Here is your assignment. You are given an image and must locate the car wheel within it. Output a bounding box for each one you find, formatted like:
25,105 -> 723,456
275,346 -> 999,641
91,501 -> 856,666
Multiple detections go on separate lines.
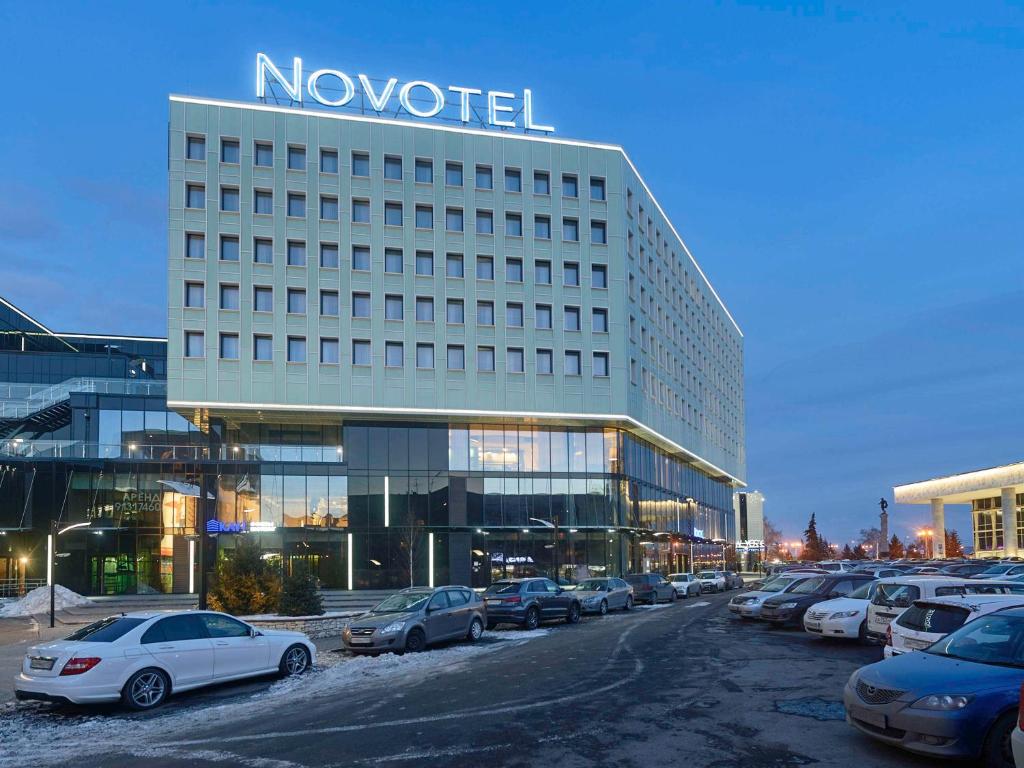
670,590 -> 677,603
405,627 -> 427,653
566,602 -> 581,624
624,595 -> 634,611
122,668 -> 170,711
598,599 -> 608,616
467,617 -> 484,642
857,620 -> 868,643
280,644 -> 311,676
524,606 -> 541,631
982,711 -> 1016,768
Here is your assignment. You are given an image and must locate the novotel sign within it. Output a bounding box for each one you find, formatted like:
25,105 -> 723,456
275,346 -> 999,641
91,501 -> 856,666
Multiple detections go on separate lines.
256,52 -> 555,133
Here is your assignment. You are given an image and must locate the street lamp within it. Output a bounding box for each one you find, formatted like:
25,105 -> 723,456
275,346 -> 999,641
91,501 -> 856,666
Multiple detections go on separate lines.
529,516 -> 560,583
49,521 -> 91,628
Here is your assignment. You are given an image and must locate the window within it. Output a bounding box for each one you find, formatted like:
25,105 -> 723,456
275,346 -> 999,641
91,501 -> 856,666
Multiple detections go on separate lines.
320,196 -> 339,220
445,162 -> 463,186
563,217 -> 579,241
533,171 -> 550,195
385,294 -> 404,320
287,241 -> 306,267
446,253 -> 464,278
384,201 -> 403,226
535,215 -> 551,239
415,205 -> 433,229
415,251 -> 434,276
476,255 -> 494,280
184,331 -> 204,358
352,292 -> 371,318
254,286 -> 273,312
504,168 -> 521,193
535,260 -> 551,284
220,236 -> 239,262
254,189 -> 272,215
415,296 -> 434,322
506,302 -> 524,327
385,341 -> 404,367
477,301 -> 494,325
352,245 -> 371,271
507,347 -> 525,373
352,198 -> 370,223
506,257 -> 523,282
565,306 -> 581,331
385,248 -> 403,273
446,299 -> 464,324
593,352 -> 609,377
565,350 -> 582,375
320,290 -> 339,316
287,288 -> 306,314
591,220 -> 607,244
415,158 -> 433,183
564,262 -> 580,286
416,343 -> 434,369
320,243 -> 339,268
219,333 -> 239,360
221,139 -> 239,164
384,155 -> 403,180
186,135 -> 205,161
287,336 -> 306,363
592,264 -> 608,288
254,142 -> 273,167
447,344 -> 465,370
185,233 -> 204,259
220,284 -> 240,310
505,212 -> 523,237
537,348 -> 553,374
477,346 -> 495,371
352,340 -> 371,366
220,186 -> 239,212
593,307 -> 609,333
562,174 -> 578,198
351,151 -> 369,176
254,238 -> 273,264
254,334 -> 273,361
320,337 -> 340,364
476,164 -> 493,189
287,193 -> 305,218
321,149 -> 339,173
476,210 -> 494,234
184,281 -> 204,308
441,206 -> 463,233
186,183 -> 205,209
287,145 -> 306,171
535,304 -> 552,329
590,176 -> 606,201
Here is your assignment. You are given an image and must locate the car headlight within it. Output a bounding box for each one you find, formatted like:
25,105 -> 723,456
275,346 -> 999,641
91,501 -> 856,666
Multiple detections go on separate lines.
584,596 -> 602,604
829,610 -> 860,619
911,695 -> 972,711
778,602 -> 798,609
380,621 -> 407,635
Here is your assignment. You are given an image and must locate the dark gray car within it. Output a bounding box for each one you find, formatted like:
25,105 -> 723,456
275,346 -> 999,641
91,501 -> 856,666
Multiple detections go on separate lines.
483,578 -> 582,629
624,573 -> 678,604
342,586 -> 486,654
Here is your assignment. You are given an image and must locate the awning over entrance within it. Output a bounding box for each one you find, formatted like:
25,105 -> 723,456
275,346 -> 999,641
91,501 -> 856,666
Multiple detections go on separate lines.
894,462 -> 1024,505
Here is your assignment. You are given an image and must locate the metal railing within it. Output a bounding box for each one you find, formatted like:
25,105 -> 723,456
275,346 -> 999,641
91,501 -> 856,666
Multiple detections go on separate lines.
0,578 -> 46,598
0,378 -> 167,419
0,440 -> 345,463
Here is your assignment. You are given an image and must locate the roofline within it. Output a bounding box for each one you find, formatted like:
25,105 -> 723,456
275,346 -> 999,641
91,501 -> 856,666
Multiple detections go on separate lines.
55,332 -> 168,343
169,94 -> 743,338
0,296 -> 77,351
894,461 -> 1024,489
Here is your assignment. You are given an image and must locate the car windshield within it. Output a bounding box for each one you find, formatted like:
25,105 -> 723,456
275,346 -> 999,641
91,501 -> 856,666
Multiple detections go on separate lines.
792,577 -> 827,594
762,578 -> 795,593
982,565 -> 1013,574
667,574 -> 687,581
371,592 -> 432,612
874,583 -> 921,607
64,616 -> 147,643
927,614 -> 1024,668
484,582 -> 522,595
576,579 -> 608,591
849,582 -> 877,600
698,572 -> 717,579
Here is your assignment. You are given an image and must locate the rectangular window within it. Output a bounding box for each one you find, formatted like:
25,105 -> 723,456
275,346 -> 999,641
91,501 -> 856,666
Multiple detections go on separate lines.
535,260 -> 551,284
506,257 -> 523,283
562,174 -> 578,198
219,333 -> 239,360
385,294 -> 404,320
320,337 -> 340,364
321,149 -> 339,173
507,347 -> 525,373
287,193 -> 305,218
563,218 -> 579,242
384,201 -> 403,226
353,340 -> 371,366
445,162 -> 463,186
506,302 -> 524,327
184,281 -> 204,308
504,168 -> 521,193
254,334 -> 273,361
535,215 -> 551,239
221,139 -> 239,164
590,176 -> 606,201
415,205 -> 433,229
593,307 -> 609,333
476,255 -> 494,280
535,304 -> 552,329
220,186 -> 240,212
384,155 -> 403,180
186,232 -> 205,259
385,341 -> 404,367
351,151 -> 369,176
254,142 -> 273,167
320,290 -> 340,316
415,296 -> 434,322
320,243 -> 339,268
254,189 -> 273,215
320,196 -> 339,220
287,145 -> 306,171
385,248 -> 403,273
477,346 -> 495,372
592,264 -> 608,288
565,306 -> 581,331
476,210 -> 494,234
477,301 -> 494,326
446,207 -> 464,232
593,351 -> 609,377
287,336 -> 306,363
446,299 -> 464,324
537,348 -> 553,374
287,288 -> 306,315
505,212 -> 523,237
415,251 -> 434,276
446,253 -> 464,278
591,220 -> 607,244
447,344 -> 465,370
254,237 -> 273,264
352,198 -> 370,223
565,350 -> 582,376
416,343 -> 434,369
220,235 -> 239,262
254,286 -> 273,312
186,183 -> 205,209
476,165 -> 493,189
220,284 -> 240,310
184,331 -> 204,358
414,158 -> 432,183
352,245 -> 371,271
564,262 -> 580,286
186,135 -> 205,161
352,292 -> 371,318
533,171 -> 550,195
287,241 -> 306,267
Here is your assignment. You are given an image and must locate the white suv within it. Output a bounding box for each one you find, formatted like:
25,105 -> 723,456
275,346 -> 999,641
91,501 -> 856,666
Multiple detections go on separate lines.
886,593 -> 1024,657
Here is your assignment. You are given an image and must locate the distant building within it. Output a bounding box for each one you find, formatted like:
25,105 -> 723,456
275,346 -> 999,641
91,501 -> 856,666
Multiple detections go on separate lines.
734,491 -> 765,569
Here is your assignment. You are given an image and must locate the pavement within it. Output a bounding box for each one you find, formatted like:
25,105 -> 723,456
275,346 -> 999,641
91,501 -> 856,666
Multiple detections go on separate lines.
0,589 -> 938,768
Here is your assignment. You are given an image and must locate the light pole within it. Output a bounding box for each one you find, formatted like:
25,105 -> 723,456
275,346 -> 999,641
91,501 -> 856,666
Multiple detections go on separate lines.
529,516 -> 560,583
50,521 -> 91,628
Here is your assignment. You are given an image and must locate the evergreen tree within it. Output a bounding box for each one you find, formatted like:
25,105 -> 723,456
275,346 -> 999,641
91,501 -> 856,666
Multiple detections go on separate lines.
945,529 -> 965,558
209,538 -> 281,615
803,513 -> 822,560
278,561 -> 324,617
841,544 -> 855,560
888,534 -> 905,558
852,544 -> 868,560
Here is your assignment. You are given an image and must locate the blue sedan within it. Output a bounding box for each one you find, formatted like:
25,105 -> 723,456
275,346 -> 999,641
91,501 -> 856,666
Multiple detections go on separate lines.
844,605 -> 1024,767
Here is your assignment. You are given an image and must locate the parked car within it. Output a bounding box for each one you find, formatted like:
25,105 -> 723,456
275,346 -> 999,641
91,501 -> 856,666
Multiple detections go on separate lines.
886,594 -> 1024,658
761,573 -> 876,627
573,577 -> 634,614
482,578 -> 581,629
14,610 -> 315,710
941,562 -> 999,577
845,605 -> 1024,767
815,561 -> 855,573
723,571 -> 745,590
1013,686 -> 1024,767
342,586 -> 487,654
729,573 -> 817,619
668,573 -> 702,598
905,566 -> 944,575
803,579 -> 878,641
624,573 -> 678,604
852,566 -> 906,579
974,564 -> 1024,580
696,570 -> 728,593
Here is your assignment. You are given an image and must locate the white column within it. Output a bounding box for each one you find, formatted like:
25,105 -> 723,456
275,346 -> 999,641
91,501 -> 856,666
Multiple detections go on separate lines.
1002,487 -> 1018,557
931,498 -> 946,558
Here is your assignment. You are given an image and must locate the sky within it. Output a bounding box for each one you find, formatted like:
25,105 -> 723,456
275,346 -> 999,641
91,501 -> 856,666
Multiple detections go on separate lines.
1,1 -> 1022,547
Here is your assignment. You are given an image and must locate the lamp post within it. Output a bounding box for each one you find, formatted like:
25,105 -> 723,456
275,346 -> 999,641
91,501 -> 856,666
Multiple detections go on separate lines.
529,516 -> 560,583
50,521 -> 91,628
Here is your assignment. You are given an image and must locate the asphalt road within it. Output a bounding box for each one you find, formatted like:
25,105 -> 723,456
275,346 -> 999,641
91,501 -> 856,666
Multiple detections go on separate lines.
1,591 -> 941,768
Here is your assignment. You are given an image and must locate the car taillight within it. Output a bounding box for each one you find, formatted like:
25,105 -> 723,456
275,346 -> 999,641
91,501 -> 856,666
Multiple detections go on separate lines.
60,657 -> 101,676
885,625 -> 892,647
503,596 -> 522,605
1018,682 -> 1024,730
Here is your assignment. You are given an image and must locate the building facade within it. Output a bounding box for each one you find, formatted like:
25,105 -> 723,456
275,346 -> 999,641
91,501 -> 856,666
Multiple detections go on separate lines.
733,490 -> 765,570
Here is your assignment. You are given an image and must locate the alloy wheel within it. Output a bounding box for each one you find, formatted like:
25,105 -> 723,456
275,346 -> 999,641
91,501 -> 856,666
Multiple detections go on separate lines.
284,646 -> 309,675
130,671 -> 166,708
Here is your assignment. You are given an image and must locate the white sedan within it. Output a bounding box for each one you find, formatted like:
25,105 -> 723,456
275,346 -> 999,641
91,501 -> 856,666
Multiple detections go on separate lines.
802,580 -> 876,640
14,610 -> 315,710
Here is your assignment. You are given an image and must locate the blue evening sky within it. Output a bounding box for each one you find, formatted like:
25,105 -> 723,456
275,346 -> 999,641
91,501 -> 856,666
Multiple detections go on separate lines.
1,1 -> 1022,547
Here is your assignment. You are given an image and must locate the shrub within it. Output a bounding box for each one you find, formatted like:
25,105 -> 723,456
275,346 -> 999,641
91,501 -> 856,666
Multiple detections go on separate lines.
278,561 -> 324,617
208,539 -> 281,615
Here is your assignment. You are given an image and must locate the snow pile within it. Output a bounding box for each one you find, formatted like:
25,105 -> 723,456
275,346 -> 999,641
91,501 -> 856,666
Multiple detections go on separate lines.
0,585 -> 93,618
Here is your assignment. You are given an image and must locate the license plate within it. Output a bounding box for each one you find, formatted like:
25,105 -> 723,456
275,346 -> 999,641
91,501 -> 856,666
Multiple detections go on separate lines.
805,621 -> 821,630
858,709 -> 887,729
29,657 -> 54,670
905,637 -> 932,650
348,638 -> 372,646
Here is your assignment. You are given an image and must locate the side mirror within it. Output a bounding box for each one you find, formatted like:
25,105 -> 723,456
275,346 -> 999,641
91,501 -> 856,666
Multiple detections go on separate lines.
556,587 -> 564,594
249,627 -> 261,637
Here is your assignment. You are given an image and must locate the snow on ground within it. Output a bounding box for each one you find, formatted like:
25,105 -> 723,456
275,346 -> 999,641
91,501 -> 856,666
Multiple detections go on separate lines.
0,627 -> 551,768
0,586 -> 92,618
